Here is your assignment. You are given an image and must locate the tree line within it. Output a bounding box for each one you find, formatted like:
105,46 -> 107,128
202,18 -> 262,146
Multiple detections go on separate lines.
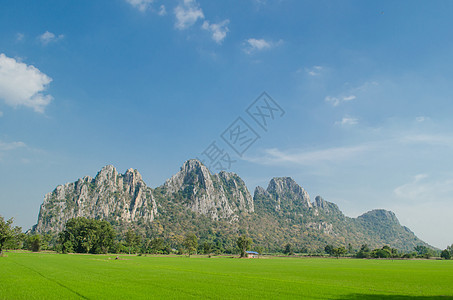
1,215 -> 452,259
0,216 -> 53,254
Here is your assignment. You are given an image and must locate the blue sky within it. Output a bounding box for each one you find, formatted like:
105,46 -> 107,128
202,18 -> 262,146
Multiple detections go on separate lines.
1,0 -> 453,248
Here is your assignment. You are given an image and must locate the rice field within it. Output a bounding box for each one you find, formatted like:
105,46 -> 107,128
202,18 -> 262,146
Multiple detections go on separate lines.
1,252 -> 452,299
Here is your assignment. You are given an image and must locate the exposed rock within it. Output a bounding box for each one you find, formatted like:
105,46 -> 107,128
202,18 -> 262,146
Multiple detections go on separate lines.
306,221 -> 335,236
33,165 -> 157,234
254,177 -> 311,213
162,159 -> 253,221
357,209 -> 400,225
313,196 -> 341,215
32,159 -> 433,252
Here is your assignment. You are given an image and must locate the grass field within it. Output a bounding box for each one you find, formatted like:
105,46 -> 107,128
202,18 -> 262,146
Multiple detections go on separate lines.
1,252 -> 453,299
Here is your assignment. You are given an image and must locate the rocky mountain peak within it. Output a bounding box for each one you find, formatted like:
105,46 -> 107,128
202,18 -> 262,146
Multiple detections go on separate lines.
34,166 -> 156,234
163,159 -> 211,194
162,159 -> 253,220
32,161 -> 432,252
267,177 -> 312,209
358,209 -> 400,225
98,164 -> 117,175
254,186 -> 268,196
268,177 -> 296,191
313,196 -> 341,214
94,165 -> 118,186
124,168 -> 143,187
314,195 -> 326,207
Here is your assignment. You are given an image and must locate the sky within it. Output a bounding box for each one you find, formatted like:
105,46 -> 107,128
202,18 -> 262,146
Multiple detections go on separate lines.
1,0 -> 453,249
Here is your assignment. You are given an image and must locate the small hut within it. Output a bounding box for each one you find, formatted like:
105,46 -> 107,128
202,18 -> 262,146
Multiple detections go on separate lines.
246,251 -> 259,258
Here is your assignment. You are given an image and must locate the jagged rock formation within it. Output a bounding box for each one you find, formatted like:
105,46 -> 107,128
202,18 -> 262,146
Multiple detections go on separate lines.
161,159 -> 253,221
254,177 -> 311,213
33,165 -> 156,233
313,196 -> 341,215
250,178 -> 430,252
33,159 -> 432,252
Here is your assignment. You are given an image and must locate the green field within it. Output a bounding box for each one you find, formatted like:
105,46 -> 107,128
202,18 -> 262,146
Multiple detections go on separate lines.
1,252 -> 452,299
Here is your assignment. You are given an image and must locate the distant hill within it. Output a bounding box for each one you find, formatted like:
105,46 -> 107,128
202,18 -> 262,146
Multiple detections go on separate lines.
33,159 -> 432,252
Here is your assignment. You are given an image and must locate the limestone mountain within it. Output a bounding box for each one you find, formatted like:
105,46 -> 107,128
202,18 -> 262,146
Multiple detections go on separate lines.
33,159 -> 432,252
254,177 -> 312,214
160,159 -> 254,221
33,165 -> 156,234
250,179 -> 430,252
354,209 -> 425,251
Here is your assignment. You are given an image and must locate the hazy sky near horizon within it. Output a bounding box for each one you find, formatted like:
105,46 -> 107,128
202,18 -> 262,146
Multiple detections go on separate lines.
1,0 -> 453,249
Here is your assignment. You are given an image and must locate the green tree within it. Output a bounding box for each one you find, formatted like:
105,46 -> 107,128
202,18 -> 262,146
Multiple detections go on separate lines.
414,245 -> 435,259
59,217 -> 115,254
441,249 -> 451,260
125,229 -> 141,254
149,238 -> 165,254
4,226 -> 24,250
356,244 -> 371,258
183,233 -> 198,257
0,216 -> 20,255
283,243 -> 293,255
62,240 -> 74,253
299,246 -> 308,254
237,235 -> 253,258
29,234 -> 42,252
25,234 -> 52,252
95,221 -> 115,254
332,247 -> 347,258
324,245 -> 334,255
390,247 -> 399,258
256,246 -> 264,255
447,244 -> 453,256
202,241 -> 213,255
414,245 -> 429,256
347,243 -> 354,254
370,246 -> 391,258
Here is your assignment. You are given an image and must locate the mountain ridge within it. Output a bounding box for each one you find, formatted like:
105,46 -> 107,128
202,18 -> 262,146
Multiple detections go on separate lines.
33,159 -> 432,252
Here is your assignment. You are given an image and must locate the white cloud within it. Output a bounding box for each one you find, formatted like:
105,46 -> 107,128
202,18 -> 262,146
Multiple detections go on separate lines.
244,38 -> 271,53
0,53 -> 53,113
325,95 -> 356,107
354,81 -> 379,92
174,0 -> 204,30
400,134 -> 453,148
0,111 -> 3,117
158,4 -> 167,16
394,174 -> 430,199
245,145 -> 371,166
342,95 -> 356,101
306,65 -> 323,76
38,31 -> 64,45
243,38 -> 282,54
336,117 -> 358,126
16,33 -> 24,42
416,116 -> 429,123
202,20 -> 229,44
325,81 -> 378,107
125,0 -> 153,12
0,140 -> 26,151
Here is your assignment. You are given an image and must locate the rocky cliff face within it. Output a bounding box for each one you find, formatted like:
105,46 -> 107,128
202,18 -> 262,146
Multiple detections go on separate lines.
313,196 -> 343,216
254,177 -> 311,213
161,159 -> 253,221
252,178 -> 430,252
34,165 -> 157,234
33,159 -> 431,252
